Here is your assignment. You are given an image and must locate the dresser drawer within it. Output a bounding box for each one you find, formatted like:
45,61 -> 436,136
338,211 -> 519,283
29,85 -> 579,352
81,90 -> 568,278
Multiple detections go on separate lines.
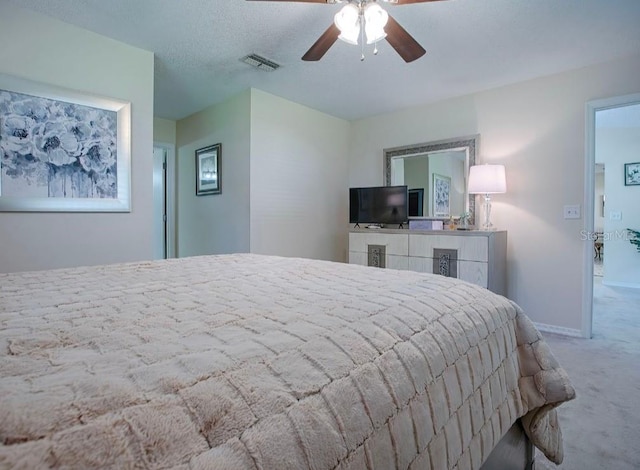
349,232 -> 409,256
409,234 -> 488,262
348,230 -> 506,295
407,257 -> 488,288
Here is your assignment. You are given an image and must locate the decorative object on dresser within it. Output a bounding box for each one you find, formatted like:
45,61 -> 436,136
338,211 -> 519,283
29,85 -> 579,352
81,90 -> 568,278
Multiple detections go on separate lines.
468,164 -> 507,230
348,228 -> 507,296
408,219 -> 443,231
195,143 -> 221,195
458,211 -> 472,229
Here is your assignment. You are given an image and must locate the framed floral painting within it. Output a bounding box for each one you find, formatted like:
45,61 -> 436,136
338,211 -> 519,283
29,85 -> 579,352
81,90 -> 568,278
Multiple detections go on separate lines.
0,73 -> 131,212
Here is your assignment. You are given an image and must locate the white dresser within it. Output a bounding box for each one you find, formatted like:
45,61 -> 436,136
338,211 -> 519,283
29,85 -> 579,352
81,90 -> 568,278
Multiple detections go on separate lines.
348,229 -> 507,296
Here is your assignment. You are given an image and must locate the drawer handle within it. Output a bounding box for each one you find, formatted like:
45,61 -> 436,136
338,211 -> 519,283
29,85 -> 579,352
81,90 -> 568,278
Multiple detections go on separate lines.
367,245 -> 386,268
433,248 -> 458,278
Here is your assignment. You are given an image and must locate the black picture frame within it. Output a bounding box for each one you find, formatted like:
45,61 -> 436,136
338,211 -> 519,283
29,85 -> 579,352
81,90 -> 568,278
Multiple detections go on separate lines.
196,143 -> 221,196
624,162 -> 640,186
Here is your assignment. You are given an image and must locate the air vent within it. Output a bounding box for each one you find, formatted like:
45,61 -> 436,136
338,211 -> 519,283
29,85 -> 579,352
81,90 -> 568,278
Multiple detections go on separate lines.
241,54 -> 281,72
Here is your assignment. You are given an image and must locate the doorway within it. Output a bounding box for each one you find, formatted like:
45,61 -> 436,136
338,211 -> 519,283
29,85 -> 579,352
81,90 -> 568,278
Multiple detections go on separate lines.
584,94 -> 640,338
593,163 -> 604,278
152,143 -> 176,259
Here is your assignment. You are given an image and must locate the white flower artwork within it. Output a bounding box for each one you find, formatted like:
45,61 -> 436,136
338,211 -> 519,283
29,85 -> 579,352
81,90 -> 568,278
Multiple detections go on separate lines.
0,90 -> 117,198
0,74 -> 131,212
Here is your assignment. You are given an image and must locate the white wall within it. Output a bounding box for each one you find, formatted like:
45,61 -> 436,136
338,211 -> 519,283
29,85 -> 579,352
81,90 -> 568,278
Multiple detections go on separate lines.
249,89 -> 350,262
176,91 -> 251,257
154,117 -> 177,145
404,156 -> 429,192
0,4 -> 154,273
349,53 -> 640,332
594,170 -> 605,232
597,127 -> 640,287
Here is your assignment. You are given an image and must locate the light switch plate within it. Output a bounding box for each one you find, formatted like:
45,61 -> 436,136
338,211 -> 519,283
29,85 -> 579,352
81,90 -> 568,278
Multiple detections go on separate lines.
563,205 -> 581,219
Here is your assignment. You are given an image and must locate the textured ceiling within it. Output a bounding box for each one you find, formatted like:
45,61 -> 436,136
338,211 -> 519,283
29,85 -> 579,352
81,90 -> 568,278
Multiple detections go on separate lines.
9,0 -> 640,121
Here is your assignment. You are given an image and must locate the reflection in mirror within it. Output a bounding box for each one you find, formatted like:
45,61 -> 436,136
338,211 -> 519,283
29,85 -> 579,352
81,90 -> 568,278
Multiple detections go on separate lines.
384,135 -> 478,226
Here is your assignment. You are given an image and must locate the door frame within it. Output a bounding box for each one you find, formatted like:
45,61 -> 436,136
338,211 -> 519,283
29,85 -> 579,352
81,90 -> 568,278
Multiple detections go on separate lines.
153,141 -> 176,258
583,92 -> 640,338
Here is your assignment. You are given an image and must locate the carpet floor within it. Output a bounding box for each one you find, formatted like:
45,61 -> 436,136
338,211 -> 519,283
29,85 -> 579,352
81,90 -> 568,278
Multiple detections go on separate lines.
593,258 -> 604,277
535,277 -> 640,469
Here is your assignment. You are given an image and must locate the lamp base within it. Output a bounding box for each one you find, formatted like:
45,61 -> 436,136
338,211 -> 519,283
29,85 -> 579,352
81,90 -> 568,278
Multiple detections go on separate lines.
481,194 -> 495,230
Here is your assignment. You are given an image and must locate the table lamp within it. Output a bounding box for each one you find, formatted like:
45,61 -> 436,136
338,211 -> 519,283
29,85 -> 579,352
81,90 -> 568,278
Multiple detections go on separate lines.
468,164 -> 506,230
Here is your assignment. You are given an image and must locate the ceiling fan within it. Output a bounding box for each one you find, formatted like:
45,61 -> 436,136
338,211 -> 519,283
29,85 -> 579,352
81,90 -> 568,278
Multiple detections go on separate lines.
247,0 -> 447,63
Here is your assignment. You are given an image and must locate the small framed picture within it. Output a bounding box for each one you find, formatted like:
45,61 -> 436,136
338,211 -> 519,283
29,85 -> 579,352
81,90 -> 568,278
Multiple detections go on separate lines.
196,143 -> 221,195
625,162 -> 640,186
432,173 -> 451,217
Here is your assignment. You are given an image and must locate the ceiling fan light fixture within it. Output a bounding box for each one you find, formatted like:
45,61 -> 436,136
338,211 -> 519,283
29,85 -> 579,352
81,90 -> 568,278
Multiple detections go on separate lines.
334,3 -> 361,45
364,22 -> 386,44
338,26 -> 360,45
364,2 -> 389,44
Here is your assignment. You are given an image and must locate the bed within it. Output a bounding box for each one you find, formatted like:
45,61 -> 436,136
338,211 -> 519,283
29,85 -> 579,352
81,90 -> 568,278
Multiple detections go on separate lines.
0,253 -> 575,469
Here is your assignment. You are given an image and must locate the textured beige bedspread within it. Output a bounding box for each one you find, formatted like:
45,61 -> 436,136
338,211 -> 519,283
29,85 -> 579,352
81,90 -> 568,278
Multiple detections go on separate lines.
0,254 -> 574,469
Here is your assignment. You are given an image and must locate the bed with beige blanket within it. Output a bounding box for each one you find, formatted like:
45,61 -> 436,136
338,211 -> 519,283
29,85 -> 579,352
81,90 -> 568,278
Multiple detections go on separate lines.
0,254 -> 574,469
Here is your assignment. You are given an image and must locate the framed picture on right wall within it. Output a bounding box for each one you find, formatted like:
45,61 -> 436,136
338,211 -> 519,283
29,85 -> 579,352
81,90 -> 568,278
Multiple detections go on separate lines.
625,162 -> 640,186
195,143 -> 221,195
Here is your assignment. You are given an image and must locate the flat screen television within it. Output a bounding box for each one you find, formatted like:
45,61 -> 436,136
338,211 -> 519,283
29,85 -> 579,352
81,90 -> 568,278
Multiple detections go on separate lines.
408,188 -> 424,217
349,185 -> 408,226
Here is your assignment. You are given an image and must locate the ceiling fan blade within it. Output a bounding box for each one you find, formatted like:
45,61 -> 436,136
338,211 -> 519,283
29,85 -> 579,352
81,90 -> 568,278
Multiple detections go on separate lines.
302,23 -> 340,61
391,0 -> 448,4
385,14 -> 426,63
246,0 -> 334,3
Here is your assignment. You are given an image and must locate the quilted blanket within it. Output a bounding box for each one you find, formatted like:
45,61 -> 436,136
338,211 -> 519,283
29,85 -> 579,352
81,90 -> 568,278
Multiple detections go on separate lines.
0,254 -> 574,469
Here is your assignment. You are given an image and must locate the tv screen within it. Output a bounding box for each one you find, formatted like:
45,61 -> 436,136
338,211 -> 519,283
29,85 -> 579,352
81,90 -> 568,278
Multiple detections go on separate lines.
408,188 -> 424,217
349,185 -> 408,225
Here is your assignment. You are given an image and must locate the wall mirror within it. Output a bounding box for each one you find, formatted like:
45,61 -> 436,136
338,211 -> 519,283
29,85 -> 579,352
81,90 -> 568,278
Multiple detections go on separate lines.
383,135 -> 478,226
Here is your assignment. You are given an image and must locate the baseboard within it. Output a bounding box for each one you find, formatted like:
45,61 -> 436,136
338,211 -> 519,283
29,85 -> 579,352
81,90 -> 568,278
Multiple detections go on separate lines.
602,280 -> 640,289
534,322 -> 584,338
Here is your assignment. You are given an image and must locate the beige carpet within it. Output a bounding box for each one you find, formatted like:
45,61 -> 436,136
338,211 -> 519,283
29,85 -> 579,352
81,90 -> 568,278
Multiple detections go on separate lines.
593,258 -> 604,277
535,277 -> 640,469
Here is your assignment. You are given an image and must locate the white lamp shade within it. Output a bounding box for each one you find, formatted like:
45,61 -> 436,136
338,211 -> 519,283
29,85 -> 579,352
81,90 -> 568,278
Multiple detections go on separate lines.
364,3 -> 388,44
338,27 -> 360,45
468,164 -> 507,194
335,4 -> 361,45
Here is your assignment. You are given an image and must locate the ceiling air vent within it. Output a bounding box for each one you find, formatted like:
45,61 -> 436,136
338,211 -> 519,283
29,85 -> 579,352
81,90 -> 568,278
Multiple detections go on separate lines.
241,54 -> 280,72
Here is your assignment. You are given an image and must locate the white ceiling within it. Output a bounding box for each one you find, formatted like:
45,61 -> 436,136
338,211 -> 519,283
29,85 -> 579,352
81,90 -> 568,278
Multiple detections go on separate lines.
9,0 -> 640,121
597,103 -> 640,128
